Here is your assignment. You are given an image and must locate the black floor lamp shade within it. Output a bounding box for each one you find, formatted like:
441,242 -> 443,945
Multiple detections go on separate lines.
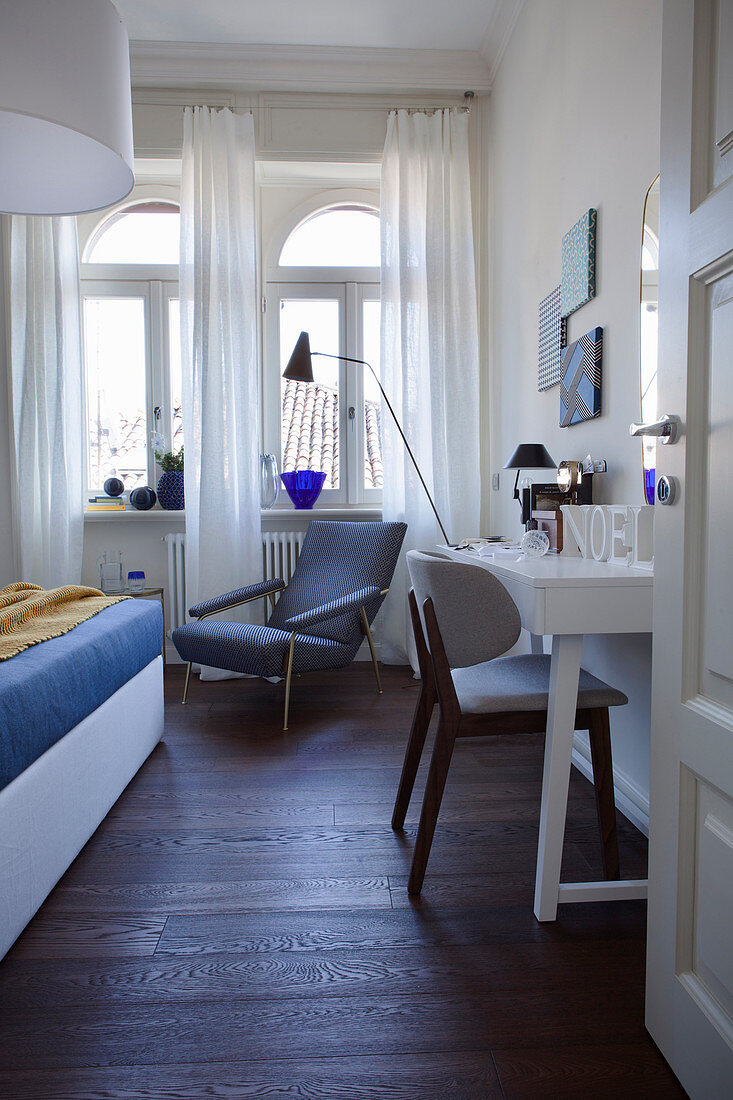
283,331 -> 314,383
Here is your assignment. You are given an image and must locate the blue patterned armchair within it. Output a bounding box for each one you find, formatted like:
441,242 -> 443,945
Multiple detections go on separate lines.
172,520 -> 407,729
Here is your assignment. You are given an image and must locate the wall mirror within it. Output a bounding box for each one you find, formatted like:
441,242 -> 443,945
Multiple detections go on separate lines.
640,175 -> 660,504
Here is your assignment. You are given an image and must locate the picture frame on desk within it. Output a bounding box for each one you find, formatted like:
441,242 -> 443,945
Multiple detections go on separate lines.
521,483 -> 568,526
521,479 -> 593,526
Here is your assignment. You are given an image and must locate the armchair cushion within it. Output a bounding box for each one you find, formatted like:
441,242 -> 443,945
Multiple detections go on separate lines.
172,620 -> 351,679
188,579 -> 285,620
282,586 -> 381,641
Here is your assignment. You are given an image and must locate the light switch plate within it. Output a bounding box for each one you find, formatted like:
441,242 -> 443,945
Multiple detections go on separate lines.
492,474 -> 500,491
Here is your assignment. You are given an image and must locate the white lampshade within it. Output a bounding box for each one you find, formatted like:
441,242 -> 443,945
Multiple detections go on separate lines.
0,0 -> 134,215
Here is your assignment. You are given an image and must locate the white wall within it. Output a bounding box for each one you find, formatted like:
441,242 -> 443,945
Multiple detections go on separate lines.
488,0 -> 662,826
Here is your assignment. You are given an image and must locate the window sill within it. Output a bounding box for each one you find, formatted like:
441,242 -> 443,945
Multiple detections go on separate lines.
84,506 -> 383,523
84,509 -> 186,523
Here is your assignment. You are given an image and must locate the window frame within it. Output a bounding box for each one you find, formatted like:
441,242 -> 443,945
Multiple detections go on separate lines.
79,189 -> 181,496
264,193 -> 381,508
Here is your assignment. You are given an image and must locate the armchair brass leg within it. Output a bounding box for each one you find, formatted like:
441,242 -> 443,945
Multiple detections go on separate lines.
283,633 -> 297,731
182,662 -> 192,704
360,607 -> 383,694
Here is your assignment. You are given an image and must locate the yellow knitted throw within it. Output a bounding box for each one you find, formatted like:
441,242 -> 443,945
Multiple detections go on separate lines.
0,583 -> 128,661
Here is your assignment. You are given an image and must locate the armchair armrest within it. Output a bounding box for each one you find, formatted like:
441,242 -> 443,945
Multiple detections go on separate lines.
283,586 -> 383,632
189,578 -> 286,620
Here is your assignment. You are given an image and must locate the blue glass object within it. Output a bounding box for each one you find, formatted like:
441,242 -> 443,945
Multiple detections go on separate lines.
157,471 -> 185,510
280,470 -> 327,509
127,570 -> 146,593
104,476 -> 124,497
644,467 -> 656,506
130,486 -> 156,511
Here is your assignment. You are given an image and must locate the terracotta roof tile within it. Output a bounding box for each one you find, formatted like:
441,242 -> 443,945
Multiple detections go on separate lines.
282,379 -> 382,489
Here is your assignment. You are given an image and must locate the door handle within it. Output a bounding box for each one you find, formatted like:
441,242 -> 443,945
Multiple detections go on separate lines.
629,414 -> 680,444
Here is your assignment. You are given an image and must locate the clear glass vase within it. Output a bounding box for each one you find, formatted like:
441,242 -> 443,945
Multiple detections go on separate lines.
260,453 -> 279,509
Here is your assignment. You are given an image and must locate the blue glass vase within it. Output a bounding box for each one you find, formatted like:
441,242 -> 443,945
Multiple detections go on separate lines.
280,470 -> 326,509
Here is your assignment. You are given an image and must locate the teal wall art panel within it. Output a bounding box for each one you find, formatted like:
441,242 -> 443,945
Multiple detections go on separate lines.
561,208 -> 597,318
560,326 -> 602,426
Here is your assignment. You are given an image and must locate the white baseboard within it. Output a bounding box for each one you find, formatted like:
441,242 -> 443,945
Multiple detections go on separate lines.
572,733 -> 650,837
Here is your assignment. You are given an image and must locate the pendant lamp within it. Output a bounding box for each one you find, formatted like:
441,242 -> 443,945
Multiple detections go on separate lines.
0,0 -> 134,215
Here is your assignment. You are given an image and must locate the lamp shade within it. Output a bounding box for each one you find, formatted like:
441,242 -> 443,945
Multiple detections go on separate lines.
283,331 -> 315,383
504,443 -> 556,470
0,0 -> 134,215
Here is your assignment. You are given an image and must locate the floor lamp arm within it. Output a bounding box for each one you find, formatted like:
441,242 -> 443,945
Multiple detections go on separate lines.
314,352 -> 452,546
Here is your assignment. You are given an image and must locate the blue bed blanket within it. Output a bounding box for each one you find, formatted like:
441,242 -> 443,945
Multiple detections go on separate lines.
0,599 -> 162,792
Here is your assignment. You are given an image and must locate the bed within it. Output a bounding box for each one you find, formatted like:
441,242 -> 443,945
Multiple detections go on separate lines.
0,597 -> 164,960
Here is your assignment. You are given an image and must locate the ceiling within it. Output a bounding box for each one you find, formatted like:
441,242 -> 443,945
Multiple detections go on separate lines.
115,0 -> 500,52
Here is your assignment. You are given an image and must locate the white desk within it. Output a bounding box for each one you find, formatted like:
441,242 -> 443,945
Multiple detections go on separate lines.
442,547 -> 653,921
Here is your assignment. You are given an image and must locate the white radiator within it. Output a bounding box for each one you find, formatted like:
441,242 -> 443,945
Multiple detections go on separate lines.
262,529 -> 306,587
163,533 -> 187,632
163,529 -> 307,632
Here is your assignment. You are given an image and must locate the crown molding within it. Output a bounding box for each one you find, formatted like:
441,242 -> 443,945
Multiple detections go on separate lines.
480,0 -> 525,85
130,41 -> 491,94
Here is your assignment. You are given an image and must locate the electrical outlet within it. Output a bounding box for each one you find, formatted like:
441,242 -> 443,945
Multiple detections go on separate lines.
492,473 -> 500,491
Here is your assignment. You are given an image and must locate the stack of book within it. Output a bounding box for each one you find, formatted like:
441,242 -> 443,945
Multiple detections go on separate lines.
86,495 -> 126,512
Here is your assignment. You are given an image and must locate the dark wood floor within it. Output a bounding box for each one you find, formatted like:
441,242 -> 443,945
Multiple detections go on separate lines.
0,664 -> 684,1099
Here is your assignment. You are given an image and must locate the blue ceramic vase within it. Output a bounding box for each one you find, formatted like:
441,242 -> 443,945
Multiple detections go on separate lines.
157,471 -> 185,510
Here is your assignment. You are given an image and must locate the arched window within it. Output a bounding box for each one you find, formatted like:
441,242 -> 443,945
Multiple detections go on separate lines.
279,206 -> 379,267
267,199 -> 382,503
81,197 -> 181,493
84,201 -> 180,264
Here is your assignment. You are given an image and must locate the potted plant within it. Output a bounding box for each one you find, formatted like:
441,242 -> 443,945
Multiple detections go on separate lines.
155,447 -> 184,510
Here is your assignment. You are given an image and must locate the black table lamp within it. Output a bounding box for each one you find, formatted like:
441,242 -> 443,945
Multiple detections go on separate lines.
284,331 -> 451,545
503,443 -> 556,524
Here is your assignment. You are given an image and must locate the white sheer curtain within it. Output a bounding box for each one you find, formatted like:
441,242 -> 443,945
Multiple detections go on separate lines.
380,109 -> 481,667
180,107 -> 261,680
9,216 -> 84,587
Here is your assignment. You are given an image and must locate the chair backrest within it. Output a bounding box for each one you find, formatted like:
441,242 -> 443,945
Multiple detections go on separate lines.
406,549 -> 521,668
268,520 -> 407,647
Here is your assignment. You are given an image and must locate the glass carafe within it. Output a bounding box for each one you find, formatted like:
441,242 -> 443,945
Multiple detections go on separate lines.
260,453 -> 279,510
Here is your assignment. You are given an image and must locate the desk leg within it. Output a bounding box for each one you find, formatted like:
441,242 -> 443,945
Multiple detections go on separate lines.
534,633 -> 583,922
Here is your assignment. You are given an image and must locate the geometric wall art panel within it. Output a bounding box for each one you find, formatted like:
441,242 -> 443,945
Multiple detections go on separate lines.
561,208 -> 597,318
560,326 -> 602,426
538,285 -> 567,391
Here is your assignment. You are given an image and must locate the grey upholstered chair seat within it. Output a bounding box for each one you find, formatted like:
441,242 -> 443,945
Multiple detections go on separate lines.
173,619 -> 351,679
451,653 -> 628,714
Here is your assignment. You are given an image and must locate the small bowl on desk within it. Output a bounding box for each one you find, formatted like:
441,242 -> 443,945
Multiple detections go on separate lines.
280,470 -> 327,510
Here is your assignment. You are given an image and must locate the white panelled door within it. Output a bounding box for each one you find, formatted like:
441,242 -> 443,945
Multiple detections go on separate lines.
646,1 -> 733,1095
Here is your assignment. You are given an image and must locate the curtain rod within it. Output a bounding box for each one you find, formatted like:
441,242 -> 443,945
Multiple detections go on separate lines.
188,92 -> 476,114
390,91 -> 475,114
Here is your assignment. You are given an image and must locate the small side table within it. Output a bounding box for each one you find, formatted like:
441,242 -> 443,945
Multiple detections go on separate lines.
127,587 -> 166,668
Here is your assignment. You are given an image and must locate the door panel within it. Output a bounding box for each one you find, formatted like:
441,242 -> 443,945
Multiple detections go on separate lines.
712,0 -> 733,188
646,0 -> 733,1094
701,274 -> 733,699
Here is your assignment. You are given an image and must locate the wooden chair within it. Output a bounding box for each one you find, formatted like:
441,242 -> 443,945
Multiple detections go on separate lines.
392,550 -> 627,895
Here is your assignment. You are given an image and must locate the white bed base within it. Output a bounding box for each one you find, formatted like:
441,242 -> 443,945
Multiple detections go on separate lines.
0,656 -> 164,960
